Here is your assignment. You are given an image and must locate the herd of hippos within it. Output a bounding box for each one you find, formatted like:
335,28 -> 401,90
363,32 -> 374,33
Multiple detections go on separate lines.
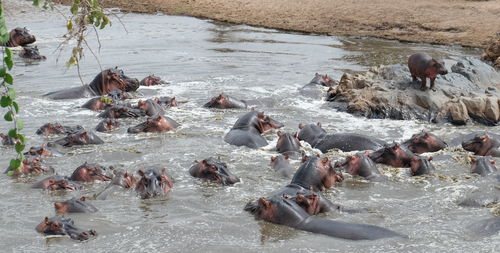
1,27 -> 499,242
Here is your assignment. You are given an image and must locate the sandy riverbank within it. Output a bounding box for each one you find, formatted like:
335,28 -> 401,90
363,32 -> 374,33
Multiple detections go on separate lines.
52,0 -> 500,48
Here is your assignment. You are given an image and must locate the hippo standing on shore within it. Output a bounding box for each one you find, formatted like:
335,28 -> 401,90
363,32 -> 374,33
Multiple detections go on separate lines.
0,27 -> 36,47
44,67 -> 139,99
408,53 -> 448,91
224,111 -> 283,148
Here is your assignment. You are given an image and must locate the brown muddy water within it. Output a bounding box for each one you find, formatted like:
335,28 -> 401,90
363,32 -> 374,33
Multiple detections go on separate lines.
1,1 -> 498,252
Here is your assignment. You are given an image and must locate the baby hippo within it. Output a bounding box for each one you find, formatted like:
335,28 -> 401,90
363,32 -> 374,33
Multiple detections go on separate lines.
270,155 -> 294,178
408,53 -> 448,91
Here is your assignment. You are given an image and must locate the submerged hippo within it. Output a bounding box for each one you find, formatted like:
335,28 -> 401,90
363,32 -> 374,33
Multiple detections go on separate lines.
270,155 -> 295,178
0,132 -> 16,145
470,156 -> 497,176
291,155 -> 343,191
224,111 -> 283,148
248,195 -> 404,240
44,67 -> 139,99
98,105 -> 145,118
36,216 -> 96,241
82,97 -> 115,111
24,145 -> 64,158
369,143 -> 416,168
203,93 -> 247,109
19,46 -> 46,60
54,197 -> 98,213
52,129 -> 104,147
36,123 -> 83,136
335,152 -> 386,181
402,132 -> 447,154
467,216 -> 500,237
4,156 -> 54,176
32,175 -> 80,191
95,170 -> 137,200
136,99 -> 164,116
276,131 -> 301,157
153,96 -> 178,108
95,119 -> 120,133
298,123 -> 386,153
70,162 -> 111,182
1,27 -> 36,47
127,115 -> 179,133
408,53 -> 448,91
299,73 -> 338,98
140,74 -> 168,86
189,157 -> 240,185
135,167 -> 174,199
410,156 -> 435,176
462,134 -> 500,157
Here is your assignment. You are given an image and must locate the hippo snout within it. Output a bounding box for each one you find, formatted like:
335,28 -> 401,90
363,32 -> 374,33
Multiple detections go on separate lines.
125,78 -> 140,92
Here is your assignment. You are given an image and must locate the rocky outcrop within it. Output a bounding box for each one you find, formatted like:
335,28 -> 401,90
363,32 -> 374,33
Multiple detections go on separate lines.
482,35 -> 500,68
327,57 -> 500,126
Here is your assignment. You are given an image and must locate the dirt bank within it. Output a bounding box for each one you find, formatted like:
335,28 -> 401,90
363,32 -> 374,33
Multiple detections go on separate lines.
53,0 -> 500,48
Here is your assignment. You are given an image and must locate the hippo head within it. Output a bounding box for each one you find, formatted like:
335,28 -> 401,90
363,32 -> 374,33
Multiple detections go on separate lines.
135,167 -> 174,199
314,73 -> 337,87
189,158 -> 240,185
55,130 -> 104,147
369,143 -> 415,168
405,132 -> 447,154
9,27 -> 36,47
276,131 -> 301,155
99,105 -> 145,118
20,46 -> 46,60
256,112 -> 283,133
409,156 -> 435,176
315,156 -> 344,189
54,197 -> 98,213
137,99 -> 164,116
111,170 -> 137,188
462,135 -> 496,156
431,59 -> 448,75
335,152 -> 378,178
204,93 -> 229,108
33,176 -> 80,191
295,155 -> 344,190
70,163 -> 111,182
96,119 -> 120,132
153,96 -> 178,107
82,97 -> 114,111
298,122 -> 327,145
108,89 -> 131,100
6,156 -> 53,176
89,67 -> 139,95
252,196 -> 308,227
0,132 -> 16,145
36,123 -> 66,135
36,216 -> 97,241
470,156 -> 497,177
287,193 -> 321,215
140,75 -> 166,86
270,155 -> 289,168
127,115 -> 179,134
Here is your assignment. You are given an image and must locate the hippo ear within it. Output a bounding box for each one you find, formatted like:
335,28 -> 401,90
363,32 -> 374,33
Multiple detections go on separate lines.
80,196 -> 87,201
257,112 -> 265,119
138,170 -> 145,177
284,155 -> 289,160
423,132 -> 430,138
301,156 -> 309,163
471,157 -> 477,163
44,217 -> 49,224
298,123 -> 304,129
270,156 -> 276,162
317,122 -> 321,127
490,160 -> 496,165
282,194 -> 289,199
428,156 -> 433,161
277,131 -> 283,137
321,157 -> 329,164
161,167 -> 168,175
479,135 -> 488,142
258,198 -> 270,208
293,132 -> 298,138
315,72 -> 319,76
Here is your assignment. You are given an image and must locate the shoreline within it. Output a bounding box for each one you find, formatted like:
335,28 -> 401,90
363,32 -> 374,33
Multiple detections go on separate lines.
52,0 -> 500,48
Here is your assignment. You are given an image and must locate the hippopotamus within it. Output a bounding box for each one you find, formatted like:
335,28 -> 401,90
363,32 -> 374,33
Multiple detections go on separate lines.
36,216 -> 96,241
462,134 -> 500,157
69,162 -> 111,182
0,132 -> 16,145
139,74 -> 168,86
270,155 -> 295,178
44,67 -> 139,99
291,156 -> 343,191
136,99 -> 164,116
410,156 -> 435,176
95,169 -> 137,200
299,73 -> 338,98
36,123 -> 83,136
470,156 -> 497,176
19,46 -> 46,60
224,111 -> 283,148
369,143 -> 416,168
449,132 -> 500,147
52,129 -> 104,147
24,145 -> 64,158
135,167 -> 174,199
248,195 -> 404,240
98,105 -> 145,118
203,93 -> 247,109
189,157 -> 240,185
402,132 -> 447,154
467,216 -> 500,237
54,197 -> 98,213
276,131 -> 301,157
1,27 -> 36,47
408,53 -> 448,91
127,115 -> 179,134
298,123 -> 386,153
32,175 -> 80,191
153,96 -> 178,108
4,156 -> 54,176
335,152 -> 386,181
95,119 -> 120,132
81,97 -> 114,111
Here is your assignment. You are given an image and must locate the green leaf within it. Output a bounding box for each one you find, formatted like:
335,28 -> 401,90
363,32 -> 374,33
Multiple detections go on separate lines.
0,67 -> 6,77
7,170 -> 14,176
17,119 -> 23,130
70,3 -> 78,15
8,129 -> 17,138
19,153 -> 25,161
33,0 -> 41,7
100,16 -> 109,29
17,134 -> 26,144
5,47 -> 13,60
0,96 -> 11,107
7,88 -> 16,99
4,73 -> 13,84
0,13 -> 9,44
15,142 -> 25,153
9,159 -> 21,169
66,19 -> 73,31
4,57 -> 13,70
4,111 -> 13,121
12,101 -> 19,113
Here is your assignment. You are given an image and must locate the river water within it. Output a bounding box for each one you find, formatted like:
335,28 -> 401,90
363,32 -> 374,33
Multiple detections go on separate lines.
1,1 -> 499,252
